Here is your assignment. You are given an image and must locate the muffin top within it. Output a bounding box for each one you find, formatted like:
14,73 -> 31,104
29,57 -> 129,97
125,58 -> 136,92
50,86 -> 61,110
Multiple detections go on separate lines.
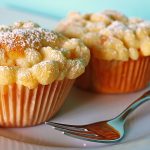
0,21 -> 90,89
56,10 -> 150,61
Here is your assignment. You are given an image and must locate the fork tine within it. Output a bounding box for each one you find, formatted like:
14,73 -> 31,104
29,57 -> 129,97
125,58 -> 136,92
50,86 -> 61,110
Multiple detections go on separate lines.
46,121 -> 88,132
46,122 -> 121,143
64,131 -> 109,143
46,122 -> 97,137
54,127 -> 97,137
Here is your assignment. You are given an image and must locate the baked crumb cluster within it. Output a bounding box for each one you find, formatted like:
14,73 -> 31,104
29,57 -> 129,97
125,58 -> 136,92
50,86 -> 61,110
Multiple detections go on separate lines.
0,21 -> 90,89
56,10 -> 150,61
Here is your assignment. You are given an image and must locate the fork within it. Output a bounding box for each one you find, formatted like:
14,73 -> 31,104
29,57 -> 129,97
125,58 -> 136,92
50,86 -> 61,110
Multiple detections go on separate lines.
46,90 -> 150,143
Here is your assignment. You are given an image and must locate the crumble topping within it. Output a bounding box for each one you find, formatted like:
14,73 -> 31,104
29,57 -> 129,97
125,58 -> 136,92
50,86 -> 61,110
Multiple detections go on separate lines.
56,10 -> 150,61
0,21 -> 90,88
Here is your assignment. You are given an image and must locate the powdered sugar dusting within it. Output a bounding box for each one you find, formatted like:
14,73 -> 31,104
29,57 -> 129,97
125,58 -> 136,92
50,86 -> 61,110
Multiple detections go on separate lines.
0,21 -> 58,52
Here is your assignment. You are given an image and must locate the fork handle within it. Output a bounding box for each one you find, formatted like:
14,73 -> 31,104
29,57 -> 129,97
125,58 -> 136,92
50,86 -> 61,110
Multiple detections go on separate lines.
117,90 -> 150,122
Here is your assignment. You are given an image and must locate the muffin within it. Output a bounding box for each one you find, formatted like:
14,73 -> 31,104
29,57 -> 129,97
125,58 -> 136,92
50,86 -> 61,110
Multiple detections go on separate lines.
56,10 -> 150,93
0,21 -> 90,127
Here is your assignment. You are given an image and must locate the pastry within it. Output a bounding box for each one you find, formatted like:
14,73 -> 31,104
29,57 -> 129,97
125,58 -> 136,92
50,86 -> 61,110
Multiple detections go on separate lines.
56,10 -> 150,93
0,21 -> 90,127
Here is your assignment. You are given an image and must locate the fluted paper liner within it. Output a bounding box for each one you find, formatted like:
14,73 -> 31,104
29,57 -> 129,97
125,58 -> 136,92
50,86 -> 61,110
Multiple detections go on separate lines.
76,56 -> 150,93
0,79 -> 74,127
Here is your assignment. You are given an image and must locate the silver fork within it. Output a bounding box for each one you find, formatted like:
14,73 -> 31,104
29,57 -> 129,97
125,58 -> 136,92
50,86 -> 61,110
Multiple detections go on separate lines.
45,90 -> 150,143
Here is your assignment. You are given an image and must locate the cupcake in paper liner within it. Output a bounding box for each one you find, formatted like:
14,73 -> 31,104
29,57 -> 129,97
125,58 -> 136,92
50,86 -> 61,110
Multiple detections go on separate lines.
56,10 -> 150,93
0,21 -> 90,127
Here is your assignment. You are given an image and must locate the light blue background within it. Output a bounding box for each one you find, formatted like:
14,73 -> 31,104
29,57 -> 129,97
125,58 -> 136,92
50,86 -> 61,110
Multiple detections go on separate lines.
1,0 -> 150,20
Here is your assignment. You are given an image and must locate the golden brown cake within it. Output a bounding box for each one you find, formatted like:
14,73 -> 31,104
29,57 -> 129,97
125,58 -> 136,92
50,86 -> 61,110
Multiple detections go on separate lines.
56,10 -> 150,93
0,21 -> 90,127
